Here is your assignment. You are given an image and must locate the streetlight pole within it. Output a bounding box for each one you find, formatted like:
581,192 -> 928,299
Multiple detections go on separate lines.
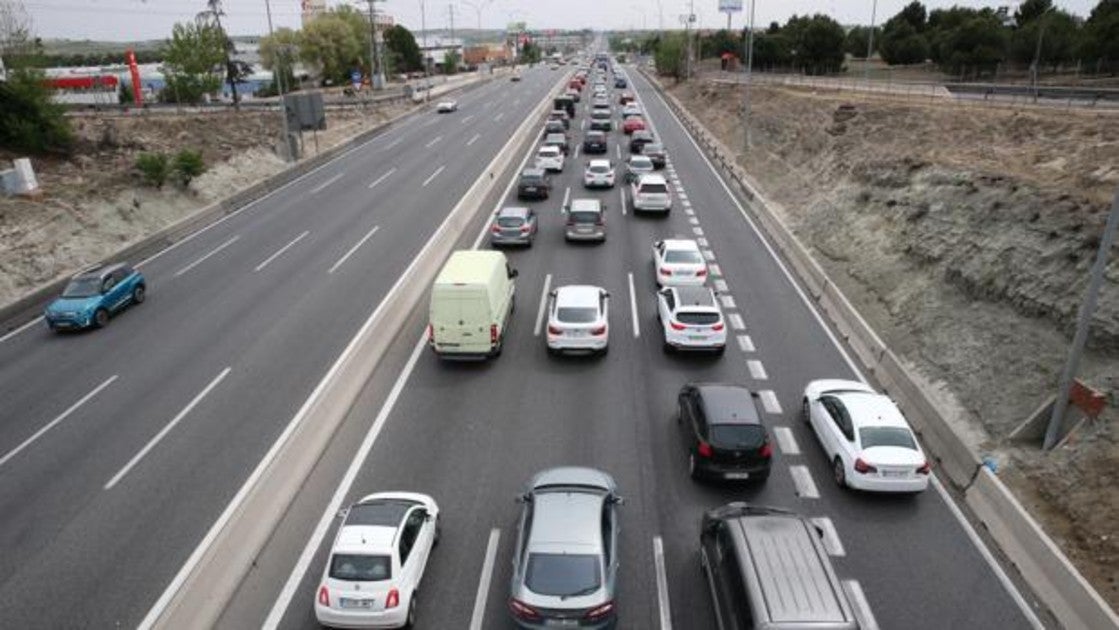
263,0 -> 292,161
743,0 -> 755,151
1030,5 -> 1058,101
864,0 -> 877,83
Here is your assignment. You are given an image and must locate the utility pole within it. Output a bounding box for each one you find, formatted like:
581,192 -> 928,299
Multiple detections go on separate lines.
865,0 -> 877,83
1031,5 -> 1058,102
264,0 -> 292,161
449,3 -> 456,71
1045,186 -> 1119,451
743,0 -> 755,151
365,0 -> 384,89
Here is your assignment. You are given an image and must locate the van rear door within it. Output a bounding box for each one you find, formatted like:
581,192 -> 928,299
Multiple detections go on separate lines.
432,290 -> 492,354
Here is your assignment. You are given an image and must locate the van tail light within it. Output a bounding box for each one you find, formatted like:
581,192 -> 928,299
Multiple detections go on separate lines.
854,458 -> 877,474
697,441 -> 713,458
917,461 -> 931,475
490,324 -> 498,346
696,268 -> 707,277
585,601 -> 614,620
385,587 -> 400,609
591,325 -> 606,336
711,322 -> 724,331
670,321 -> 687,331
509,598 -> 541,620
759,441 -> 773,459
317,585 -> 330,607
548,324 -> 563,335
659,267 -> 672,276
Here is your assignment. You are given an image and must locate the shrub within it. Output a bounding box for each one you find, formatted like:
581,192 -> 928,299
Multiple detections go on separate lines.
0,69 -> 75,155
172,149 -> 205,187
135,152 -> 170,188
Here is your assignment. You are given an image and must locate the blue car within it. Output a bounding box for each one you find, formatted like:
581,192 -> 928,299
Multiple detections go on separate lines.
44,263 -> 146,331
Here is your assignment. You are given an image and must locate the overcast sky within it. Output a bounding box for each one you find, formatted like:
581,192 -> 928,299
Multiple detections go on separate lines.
22,0 -> 1101,42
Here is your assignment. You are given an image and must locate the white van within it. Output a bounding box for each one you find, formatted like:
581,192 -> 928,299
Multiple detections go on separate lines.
428,250 -> 518,360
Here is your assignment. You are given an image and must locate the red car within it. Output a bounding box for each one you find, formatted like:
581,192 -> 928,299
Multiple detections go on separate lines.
568,78 -> 583,91
618,91 -> 635,105
622,116 -> 646,135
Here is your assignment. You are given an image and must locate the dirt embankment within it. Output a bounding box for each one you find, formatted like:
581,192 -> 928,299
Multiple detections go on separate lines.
0,103 -> 409,306
669,80 -> 1119,608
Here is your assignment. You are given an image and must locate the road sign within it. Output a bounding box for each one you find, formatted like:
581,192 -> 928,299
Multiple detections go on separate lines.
719,0 -> 743,12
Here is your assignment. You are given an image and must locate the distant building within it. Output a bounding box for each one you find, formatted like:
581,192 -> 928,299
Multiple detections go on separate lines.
301,0 -> 327,26
463,44 -> 513,67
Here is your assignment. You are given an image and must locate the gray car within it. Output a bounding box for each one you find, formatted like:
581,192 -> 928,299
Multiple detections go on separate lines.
490,206 -> 538,247
564,198 -> 607,242
509,467 -> 622,629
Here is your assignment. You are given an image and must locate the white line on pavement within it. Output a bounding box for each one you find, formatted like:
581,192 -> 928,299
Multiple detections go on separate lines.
628,272 -> 640,338
685,208 -> 695,216
759,390 -> 783,414
682,199 -> 692,208
702,249 -> 715,261
0,316 -> 44,344
368,167 -> 396,189
615,144 -> 621,159
461,114 -> 475,124
328,225 -> 380,274
679,192 -> 689,201
105,367 -> 231,490
562,186 -> 571,209
174,235 -> 239,278
425,135 -> 443,148
494,111 -> 505,122
574,144 -> 581,158
534,274 -> 553,336
697,236 -> 707,246
0,375 -> 118,468
619,188 -> 627,215
790,465 -> 820,499
422,165 -> 446,187
708,263 -> 722,277
469,529 -> 502,630
772,426 -> 800,455
380,137 -> 403,151
719,294 -> 736,309
309,172 -> 344,195
747,360 -> 768,380
653,536 -> 673,630
580,118 -> 586,131
728,313 -> 745,330
254,231 -> 309,272
714,278 -> 728,292
692,226 -> 704,236
842,581 -> 880,630
688,216 -> 699,226
736,334 -> 755,352
811,517 -> 846,556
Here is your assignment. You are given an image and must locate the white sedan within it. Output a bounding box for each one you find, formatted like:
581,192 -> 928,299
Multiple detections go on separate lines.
535,145 -> 565,172
583,159 -> 616,188
653,239 -> 707,286
315,492 -> 440,628
547,285 -> 609,355
656,285 -> 726,353
435,99 -> 458,113
802,380 -> 931,493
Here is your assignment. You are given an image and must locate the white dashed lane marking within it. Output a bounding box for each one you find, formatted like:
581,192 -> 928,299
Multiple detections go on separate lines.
688,217 -> 699,226
684,208 -> 695,216
735,334 -> 754,352
790,465 -> 820,499
692,227 -> 704,236
702,249 -> 715,261
811,517 -> 846,556
714,279 -> 729,292
842,581 -> 880,630
425,135 -> 442,148
708,263 -> 722,277
728,313 -> 745,330
772,426 -> 799,455
759,390 -> 782,414
719,294 -> 735,309
697,237 -> 707,246
747,360 -> 768,380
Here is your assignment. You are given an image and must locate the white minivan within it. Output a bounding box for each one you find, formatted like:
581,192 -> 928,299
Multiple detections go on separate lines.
428,250 -> 517,360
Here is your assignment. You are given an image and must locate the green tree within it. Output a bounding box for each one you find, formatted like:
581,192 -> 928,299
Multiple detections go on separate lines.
384,25 -> 422,74
161,20 -> 225,103
519,40 -> 541,64
442,50 -> 459,74
654,32 -> 687,79
880,20 -> 928,64
0,67 -> 73,153
783,14 -> 846,74
1079,0 -> 1119,72
259,26 -> 300,94
897,1 -> 929,32
1014,0 -> 1054,28
750,31 -> 793,69
935,11 -> 1008,77
299,9 -> 365,84
700,29 -> 740,60
1010,9 -> 1080,70
844,26 -> 880,58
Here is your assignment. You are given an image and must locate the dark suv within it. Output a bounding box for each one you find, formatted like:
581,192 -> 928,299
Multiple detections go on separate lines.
517,168 -> 553,201
677,383 -> 773,482
583,130 -> 608,154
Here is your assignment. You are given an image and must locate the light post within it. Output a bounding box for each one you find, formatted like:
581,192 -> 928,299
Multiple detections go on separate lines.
460,0 -> 492,31
742,0 -> 755,151
1030,5 -> 1058,101
865,0 -> 877,83
263,0 -> 293,161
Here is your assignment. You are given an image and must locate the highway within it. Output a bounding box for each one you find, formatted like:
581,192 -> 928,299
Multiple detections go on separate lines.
227,65 -> 1045,630
0,67 -> 561,628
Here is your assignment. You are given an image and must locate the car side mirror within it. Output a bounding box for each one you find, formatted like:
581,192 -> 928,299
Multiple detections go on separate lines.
515,492 -> 532,504
653,240 -> 663,248
603,291 -> 611,298
563,204 -> 570,212
549,289 -> 557,298
610,495 -> 625,506
336,507 -> 350,519
509,268 -> 519,279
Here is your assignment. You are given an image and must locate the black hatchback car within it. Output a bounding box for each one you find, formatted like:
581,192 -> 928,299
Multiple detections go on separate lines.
677,383 -> 773,483
517,168 -> 553,201
583,130 -> 608,154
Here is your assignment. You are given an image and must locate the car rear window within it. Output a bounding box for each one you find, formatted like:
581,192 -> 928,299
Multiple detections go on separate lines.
588,164 -> 610,173
569,211 -> 601,223
592,110 -> 611,119
676,312 -> 720,325
638,182 -> 668,194
521,175 -> 544,184
329,554 -> 391,582
525,553 -> 602,597
860,426 -> 917,450
709,424 -> 766,449
556,306 -> 598,323
664,251 -> 702,264
497,216 -> 525,227
61,277 -> 102,298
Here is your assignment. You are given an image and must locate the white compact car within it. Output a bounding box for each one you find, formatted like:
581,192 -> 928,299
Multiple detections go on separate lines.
435,100 -> 458,113
656,285 -> 726,353
546,285 -> 610,355
653,239 -> 707,286
583,159 -> 616,188
621,102 -> 642,118
802,380 -> 931,493
535,145 -> 565,172
631,173 -> 672,213
624,155 -> 654,183
314,492 -> 440,628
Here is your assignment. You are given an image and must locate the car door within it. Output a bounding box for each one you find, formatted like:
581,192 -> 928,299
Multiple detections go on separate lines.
601,499 -> 618,594
527,210 -> 538,237
678,388 -> 696,447
658,289 -> 676,332
511,499 -> 534,588
397,509 -> 423,593
112,269 -> 134,309
408,508 -> 435,585
99,274 -> 119,311
819,396 -> 849,460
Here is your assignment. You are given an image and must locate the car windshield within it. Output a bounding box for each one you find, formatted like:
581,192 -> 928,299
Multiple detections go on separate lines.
61,277 -> 102,298
525,553 -> 602,597
860,426 -> 917,450
676,312 -> 720,325
329,554 -> 391,582
709,424 -> 766,449
497,216 -> 525,227
639,183 -> 668,194
665,250 -> 703,264
556,306 -> 599,323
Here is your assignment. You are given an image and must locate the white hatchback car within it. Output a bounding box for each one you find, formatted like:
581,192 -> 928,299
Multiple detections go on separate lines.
802,380 -> 931,493
631,173 -> 672,213
546,285 -> 610,355
535,145 -> 565,172
621,102 -> 642,118
653,239 -> 707,286
583,159 -> 616,188
435,99 -> 457,113
656,285 -> 726,353
315,492 -> 440,628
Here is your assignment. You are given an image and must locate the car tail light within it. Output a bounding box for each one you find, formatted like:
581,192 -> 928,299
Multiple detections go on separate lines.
509,598 -> 541,620
854,458 -> 877,474
490,324 -> 498,346
759,441 -> 773,459
917,460 -> 931,475
585,601 -> 614,620
591,325 -> 606,336
491,225 -> 502,233
385,587 -> 400,609
595,218 -> 604,226
711,322 -> 724,331
520,225 -> 531,233
670,321 -> 687,331
659,267 -> 672,276
548,324 -> 562,335
317,585 -> 330,607
566,218 -> 576,226
697,441 -> 713,457
696,268 -> 707,277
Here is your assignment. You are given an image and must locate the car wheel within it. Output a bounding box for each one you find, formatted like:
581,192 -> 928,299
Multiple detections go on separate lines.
405,595 -> 417,628
833,457 -> 847,488
132,284 -> 146,304
93,308 -> 109,328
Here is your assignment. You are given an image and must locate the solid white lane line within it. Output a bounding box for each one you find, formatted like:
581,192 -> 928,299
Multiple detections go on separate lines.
494,111 -> 505,122
692,226 -> 704,236
422,165 -> 446,187
728,313 -> 745,330
702,249 -> 715,261
466,132 -> 481,146
328,225 -> 380,274
0,316 -> 44,344
842,581 -> 880,630
620,188 -> 627,215
736,334 -> 755,352
719,294 -> 736,309
688,216 -> 700,226
469,529 -> 502,630
759,390 -> 783,414
628,272 -> 640,338
790,465 -> 820,499
708,263 -> 722,277
309,173 -> 344,195
714,278 -> 729,292
574,145 -> 581,158
174,235 -> 239,278
811,517 -> 846,556
425,135 -> 443,148
653,536 -> 673,630
562,186 -> 571,209
615,144 -> 621,159
368,167 -> 397,189
0,375 -> 118,468
461,114 -> 475,124
254,231 -> 309,272
772,426 -> 799,455
747,360 -> 768,380
534,274 -> 553,336
105,367 -> 231,491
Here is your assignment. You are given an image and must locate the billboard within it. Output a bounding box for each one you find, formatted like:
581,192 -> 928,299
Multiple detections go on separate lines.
718,0 -> 743,12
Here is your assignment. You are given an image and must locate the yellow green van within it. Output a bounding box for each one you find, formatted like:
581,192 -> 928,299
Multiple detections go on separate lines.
428,250 -> 518,360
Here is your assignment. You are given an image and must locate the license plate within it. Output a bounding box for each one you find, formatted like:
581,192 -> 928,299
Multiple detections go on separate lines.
339,597 -> 374,609
725,472 -> 750,480
545,620 -> 579,628
525,187 -> 537,192
882,470 -> 908,478
688,335 -> 706,341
